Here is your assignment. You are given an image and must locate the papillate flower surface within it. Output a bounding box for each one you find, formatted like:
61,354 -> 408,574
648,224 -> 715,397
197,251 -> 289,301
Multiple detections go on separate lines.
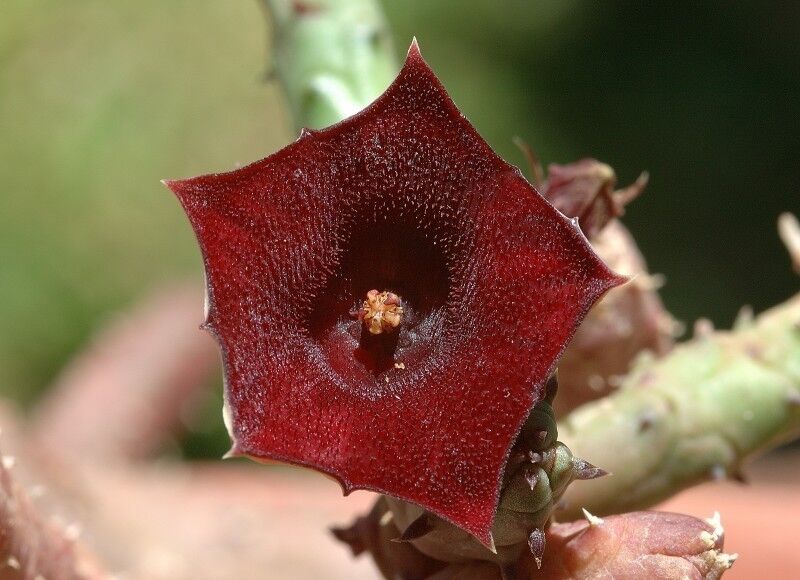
166,42 -> 622,544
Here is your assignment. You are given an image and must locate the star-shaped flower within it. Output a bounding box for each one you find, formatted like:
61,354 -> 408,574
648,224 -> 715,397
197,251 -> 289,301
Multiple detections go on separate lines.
165,42 -> 622,544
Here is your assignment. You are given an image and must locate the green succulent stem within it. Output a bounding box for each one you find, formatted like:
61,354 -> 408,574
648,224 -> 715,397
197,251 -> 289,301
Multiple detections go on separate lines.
558,293 -> 800,520
263,0 -> 397,131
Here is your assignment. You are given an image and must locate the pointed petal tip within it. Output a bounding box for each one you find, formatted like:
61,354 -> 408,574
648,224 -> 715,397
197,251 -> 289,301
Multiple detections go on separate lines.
162,176 -> 195,201
161,177 -> 180,193
607,270 -> 633,292
339,479 -> 356,497
222,445 -> 242,460
617,271 -> 634,285
403,38 -> 429,70
565,217 -> 630,293
486,533 -> 497,554
395,38 -> 433,87
407,36 -> 421,57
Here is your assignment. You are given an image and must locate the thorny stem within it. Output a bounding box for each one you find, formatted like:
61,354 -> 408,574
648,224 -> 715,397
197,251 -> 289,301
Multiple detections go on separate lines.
559,291 -> 800,520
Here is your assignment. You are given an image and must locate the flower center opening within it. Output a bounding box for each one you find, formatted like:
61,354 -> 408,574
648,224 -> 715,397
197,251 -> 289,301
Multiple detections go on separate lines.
309,221 -> 451,393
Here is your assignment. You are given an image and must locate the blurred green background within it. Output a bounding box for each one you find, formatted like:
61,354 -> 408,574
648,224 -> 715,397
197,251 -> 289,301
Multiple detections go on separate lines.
1,1 -> 798,448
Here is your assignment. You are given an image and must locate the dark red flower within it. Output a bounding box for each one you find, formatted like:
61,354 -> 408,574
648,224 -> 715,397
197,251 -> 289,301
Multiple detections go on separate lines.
165,42 -> 622,544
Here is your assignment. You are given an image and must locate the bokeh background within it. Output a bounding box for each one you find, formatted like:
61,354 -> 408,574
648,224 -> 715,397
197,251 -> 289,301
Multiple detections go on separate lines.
2,0 -> 799,486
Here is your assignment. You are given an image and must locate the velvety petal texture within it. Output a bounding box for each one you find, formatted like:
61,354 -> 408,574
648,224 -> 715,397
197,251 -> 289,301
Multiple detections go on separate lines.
166,42 -> 622,543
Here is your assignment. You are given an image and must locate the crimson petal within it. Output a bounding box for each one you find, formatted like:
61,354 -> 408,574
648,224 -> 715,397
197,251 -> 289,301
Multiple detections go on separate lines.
166,41 -> 623,544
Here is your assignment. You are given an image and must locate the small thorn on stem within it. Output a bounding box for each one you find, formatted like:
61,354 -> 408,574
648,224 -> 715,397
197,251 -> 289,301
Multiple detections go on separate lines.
572,457 -> 609,480
612,170 -> 649,211
693,318 -> 715,339
359,290 -> 403,335
778,213 -> 800,275
582,508 -> 604,526
700,511 -> 726,550
525,468 -> 539,490
528,527 -> 546,569
715,552 -> 738,571
704,511 -> 724,540
733,304 -> 754,329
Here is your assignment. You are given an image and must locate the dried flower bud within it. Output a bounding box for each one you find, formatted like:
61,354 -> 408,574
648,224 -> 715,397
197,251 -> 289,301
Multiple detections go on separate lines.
542,158 -> 647,240
515,150 -> 679,415
532,511 -> 735,579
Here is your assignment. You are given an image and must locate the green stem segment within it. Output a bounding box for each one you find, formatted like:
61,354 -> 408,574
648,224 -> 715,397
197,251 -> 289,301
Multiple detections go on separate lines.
263,0 -> 397,131
559,293 -> 800,520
